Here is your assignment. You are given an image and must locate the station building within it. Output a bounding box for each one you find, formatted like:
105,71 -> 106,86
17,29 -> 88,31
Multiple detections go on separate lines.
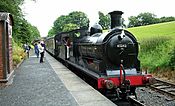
0,12 -> 14,84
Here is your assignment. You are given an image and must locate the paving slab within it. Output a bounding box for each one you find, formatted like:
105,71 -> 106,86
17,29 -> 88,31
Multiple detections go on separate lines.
46,53 -> 116,106
0,54 -> 78,106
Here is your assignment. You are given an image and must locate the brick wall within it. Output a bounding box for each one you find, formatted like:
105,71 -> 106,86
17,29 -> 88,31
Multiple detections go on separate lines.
0,14 -> 14,82
0,15 -> 14,81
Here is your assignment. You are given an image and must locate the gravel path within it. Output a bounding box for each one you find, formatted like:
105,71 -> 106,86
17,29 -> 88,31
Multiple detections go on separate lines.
136,87 -> 175,106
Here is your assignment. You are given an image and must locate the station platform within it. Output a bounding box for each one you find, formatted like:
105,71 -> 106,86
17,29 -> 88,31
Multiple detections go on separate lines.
0,52 -> 116,106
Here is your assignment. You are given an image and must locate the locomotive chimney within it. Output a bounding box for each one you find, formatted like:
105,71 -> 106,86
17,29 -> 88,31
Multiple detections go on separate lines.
109,11 -> 123,29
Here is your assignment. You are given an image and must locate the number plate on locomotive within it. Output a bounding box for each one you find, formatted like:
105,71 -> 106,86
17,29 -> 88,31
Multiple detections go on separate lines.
116,44 -> 127,48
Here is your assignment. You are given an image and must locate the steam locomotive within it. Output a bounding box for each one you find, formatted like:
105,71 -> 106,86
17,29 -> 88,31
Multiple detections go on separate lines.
45,11 -> 154,99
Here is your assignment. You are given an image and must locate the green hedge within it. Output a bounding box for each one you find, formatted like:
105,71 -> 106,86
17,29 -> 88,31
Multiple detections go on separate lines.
12,39 -> 26,66
139,36 -> 174,72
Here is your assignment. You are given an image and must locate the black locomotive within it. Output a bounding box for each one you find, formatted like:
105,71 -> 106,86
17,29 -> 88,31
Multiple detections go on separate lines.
45,11 -> 154,99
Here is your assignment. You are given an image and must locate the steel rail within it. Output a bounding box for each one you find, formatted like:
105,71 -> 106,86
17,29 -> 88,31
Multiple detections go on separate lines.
149,78 -> 175,99
128,96 -> 146,106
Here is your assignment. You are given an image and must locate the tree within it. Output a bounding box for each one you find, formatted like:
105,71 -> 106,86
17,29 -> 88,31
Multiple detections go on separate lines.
0,0 -> 23,17
137,12 -> 158,25
48,28 -> 55,37
128,12 -> 175,27
48,11 -> 90,36
68,11 -> 89,29
98,11 -> 110,30
128,16 -> 140,27
0,0 -> 41,44
63,23 -> 79,32
160,16 -> 175,23
53,15 -> 70,33
128,12 -> 158,27
13,18 -> 40,44
29,25 -> 40,41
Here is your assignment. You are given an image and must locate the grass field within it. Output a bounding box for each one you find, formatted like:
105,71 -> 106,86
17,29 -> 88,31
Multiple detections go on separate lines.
128,21 -> 175,40
127,21 -> 175,72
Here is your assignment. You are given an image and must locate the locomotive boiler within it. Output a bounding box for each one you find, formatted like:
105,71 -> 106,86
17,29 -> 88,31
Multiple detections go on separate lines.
45,11 -> 155,99
78,11 -> 140,74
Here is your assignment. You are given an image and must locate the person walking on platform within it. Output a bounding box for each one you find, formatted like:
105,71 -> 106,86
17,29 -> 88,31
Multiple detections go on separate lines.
34,43 -> 39,58
23,43 -> 31,58
38,41 -> 45,63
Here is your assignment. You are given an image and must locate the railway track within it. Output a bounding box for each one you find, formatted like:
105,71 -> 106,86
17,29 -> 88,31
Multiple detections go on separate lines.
149,78 -> 175,99
106,93 -> 146,106
128,96 -> 146,106
112,96 -> 145,106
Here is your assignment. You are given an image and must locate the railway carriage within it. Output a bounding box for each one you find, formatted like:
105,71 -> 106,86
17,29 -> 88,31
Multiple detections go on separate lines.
45,37 -> 55,55
45,11 -> 155,99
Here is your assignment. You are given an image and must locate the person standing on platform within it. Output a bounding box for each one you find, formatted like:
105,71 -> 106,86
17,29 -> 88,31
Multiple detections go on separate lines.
34,43 -> 39,58
23,43 -> 31,58
38,41 -> 45,63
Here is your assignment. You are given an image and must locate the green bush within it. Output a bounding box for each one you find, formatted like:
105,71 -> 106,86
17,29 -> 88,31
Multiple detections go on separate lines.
12,40 -> 26,66
127,22 -> 175,73
13,55 -> 21,66
169,47 -> 175,70
139,36 -> 174,72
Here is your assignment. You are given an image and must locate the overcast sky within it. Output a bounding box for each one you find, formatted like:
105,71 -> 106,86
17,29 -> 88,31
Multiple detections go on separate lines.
22,0 -> 175,37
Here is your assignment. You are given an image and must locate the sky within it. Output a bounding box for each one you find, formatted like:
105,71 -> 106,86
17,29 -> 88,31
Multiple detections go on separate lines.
22,0 -> 175,37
